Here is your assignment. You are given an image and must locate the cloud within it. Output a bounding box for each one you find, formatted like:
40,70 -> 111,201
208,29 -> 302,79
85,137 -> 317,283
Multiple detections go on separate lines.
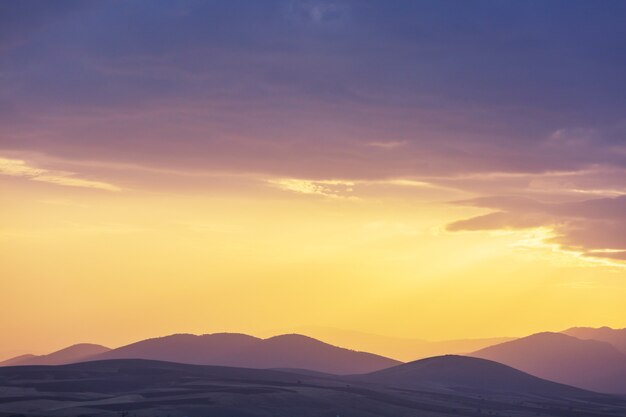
1,0 -> 625,266
0,157 -> 120,191
267,176 -> 450,200
2,0 -> 626,183
269,178 -> 355,198
447,195 -> 626,262
366,140 -> 407,149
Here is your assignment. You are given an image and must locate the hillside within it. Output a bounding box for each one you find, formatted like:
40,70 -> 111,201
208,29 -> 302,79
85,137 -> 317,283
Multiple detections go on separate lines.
89,333 -> 400,374
0,344 -> 110,366
472,332 -> 626,393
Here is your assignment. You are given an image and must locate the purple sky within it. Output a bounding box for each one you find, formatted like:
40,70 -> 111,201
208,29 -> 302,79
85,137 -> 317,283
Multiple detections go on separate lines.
1,0 -> 626,260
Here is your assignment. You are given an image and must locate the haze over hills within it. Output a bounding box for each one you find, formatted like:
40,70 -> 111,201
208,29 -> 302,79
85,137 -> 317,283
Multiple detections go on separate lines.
265,326 -> 514,361
5,326 -> 626,394
472,332 -> 626,394
1,358 -> 624,417
0,343 -> 110,366
87,333 -> 400,374
563,327 -> 626,354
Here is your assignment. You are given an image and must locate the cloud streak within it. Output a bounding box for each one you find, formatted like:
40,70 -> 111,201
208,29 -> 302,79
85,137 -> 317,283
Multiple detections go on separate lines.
448,195 -> 626,262
269,178 -> 355,199
0,157 -> 121,191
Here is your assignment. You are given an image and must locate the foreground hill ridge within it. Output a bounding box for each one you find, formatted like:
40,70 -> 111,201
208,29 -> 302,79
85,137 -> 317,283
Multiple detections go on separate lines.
3,356 -> 623,417
356,354 -> 592,397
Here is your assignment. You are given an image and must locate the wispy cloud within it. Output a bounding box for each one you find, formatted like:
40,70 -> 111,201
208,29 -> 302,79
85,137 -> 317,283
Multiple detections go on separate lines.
366,140 -> 407,150
268,178 -> 355,199
267,176 -> 445,199
0,157 -> 121,192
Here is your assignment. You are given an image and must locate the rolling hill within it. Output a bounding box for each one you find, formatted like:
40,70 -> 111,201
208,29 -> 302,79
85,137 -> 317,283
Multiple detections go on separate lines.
265,326 -> 514,361
0,358 -> 622,417
0,343 -> 110,366
88,333 -> 400,374
471,332 -> 626,393
563,327 -> 626,354
355,354 -> 589,397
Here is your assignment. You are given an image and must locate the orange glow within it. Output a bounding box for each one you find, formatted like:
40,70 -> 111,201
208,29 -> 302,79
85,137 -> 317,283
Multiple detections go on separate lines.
1,158 -> 625,358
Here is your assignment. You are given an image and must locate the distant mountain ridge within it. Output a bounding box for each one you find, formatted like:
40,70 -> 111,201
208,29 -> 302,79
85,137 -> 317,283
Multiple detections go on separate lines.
268,326 -> 514,361
7,325 -> 626,394
563,326 -> 626,354
0,344 -> 110,366
84,332 -> 400,374
0,354 -> 38,367
472,332 -> 626,394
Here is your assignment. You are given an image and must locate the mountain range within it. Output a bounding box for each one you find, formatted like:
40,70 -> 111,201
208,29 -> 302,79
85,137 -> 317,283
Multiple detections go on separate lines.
265,325 -> 514,361
1,333 -> 399,374
563,326 -> 626,354
4,326 -> 626,394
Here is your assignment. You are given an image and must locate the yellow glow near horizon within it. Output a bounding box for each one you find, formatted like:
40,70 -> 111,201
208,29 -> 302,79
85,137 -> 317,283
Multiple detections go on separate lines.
1,163 -> 625,358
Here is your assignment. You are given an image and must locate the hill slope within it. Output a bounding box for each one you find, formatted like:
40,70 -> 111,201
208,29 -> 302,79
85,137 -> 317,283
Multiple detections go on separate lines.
0,344 -> 110,366
268,326 -> 513,361
1,359 -> 621,417
0,354 -> 37,366
355,354 -> 589,397
472,332 -> 626,393
563,327 -> 626,354
90,333 -> 400,374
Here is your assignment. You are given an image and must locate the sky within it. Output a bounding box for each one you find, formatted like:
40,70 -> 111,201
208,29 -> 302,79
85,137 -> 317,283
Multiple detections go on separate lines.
1,0 -> 626,357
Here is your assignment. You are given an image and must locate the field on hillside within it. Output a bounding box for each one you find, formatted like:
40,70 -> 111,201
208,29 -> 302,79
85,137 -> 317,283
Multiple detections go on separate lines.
1,360 -> 625,417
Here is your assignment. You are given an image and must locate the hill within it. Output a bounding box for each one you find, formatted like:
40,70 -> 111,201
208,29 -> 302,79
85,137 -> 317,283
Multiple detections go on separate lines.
355,354 -> 589,397
266,326 -> 513,361
472,332 -> 626,393
563,327 -> 626,354
0,359 -> 622,417
0,343 -> 110,366
89,333 -> 400,374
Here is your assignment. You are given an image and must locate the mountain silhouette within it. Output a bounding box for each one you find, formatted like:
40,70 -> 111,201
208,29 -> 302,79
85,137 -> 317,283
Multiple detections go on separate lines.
472,332 -> 626,393
266,326 -> 513,361
88,333 -> 400,374
563,326 -> 626,354
0,344 -> 110,366
0,354 -> 37,366
355,355 -> 589,397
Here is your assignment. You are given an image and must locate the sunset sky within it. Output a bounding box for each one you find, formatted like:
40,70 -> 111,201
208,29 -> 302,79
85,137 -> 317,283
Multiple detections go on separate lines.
1,0 -> 626,358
